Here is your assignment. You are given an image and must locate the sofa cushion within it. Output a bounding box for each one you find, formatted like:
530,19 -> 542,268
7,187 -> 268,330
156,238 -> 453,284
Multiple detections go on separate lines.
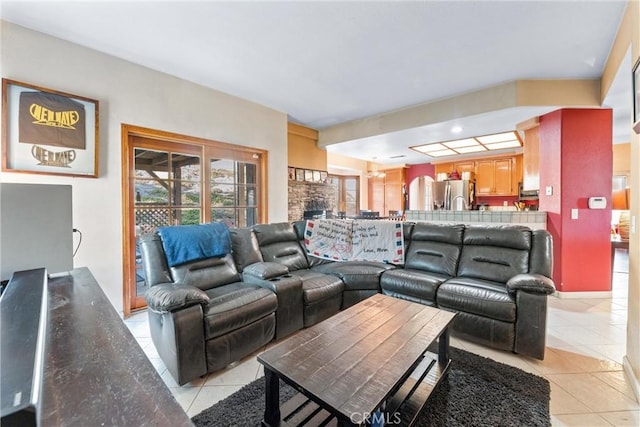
203,283 -> 277,340
404,223 -> 463,276
292,220 -> 333,268
229,227 -> 263,272
253,223 -> 310,271
436,278 -> 516,323
457,226 -> 531,283
289,269 -> 345,304
310,261 -> 392,291
169,254 -> 242,291
380,268 -> 448,304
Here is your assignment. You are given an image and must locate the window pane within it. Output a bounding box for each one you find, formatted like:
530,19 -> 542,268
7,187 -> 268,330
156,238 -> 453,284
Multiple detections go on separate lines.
237,185 -> 257,207
211,208 -> 235,227
345,178 -> 357,191
237,162 -> 257,185
237,208 -> 257,227
135,149 -> 169,180
211,159 -> 235,183
173,208 -> 201,225
211,184 -> 235,207
172,153 -> 200,181
173,181 -> 201,206
135,208 -> 170,234
135,179 -> 169,204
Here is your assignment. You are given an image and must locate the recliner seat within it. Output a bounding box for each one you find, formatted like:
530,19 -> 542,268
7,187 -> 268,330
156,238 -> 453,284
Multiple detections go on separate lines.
250,222 -> 345,327
139,233 -> 277,385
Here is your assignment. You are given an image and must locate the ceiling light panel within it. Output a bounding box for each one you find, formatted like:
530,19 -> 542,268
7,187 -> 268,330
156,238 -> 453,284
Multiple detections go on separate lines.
443,138 -> 478,148
456,145 -> 487,153
411,131 -> 521,159
428,149 -> 457,157
484,140 -> 522,150
412,143 -> 447,153
476,132 -> 518,144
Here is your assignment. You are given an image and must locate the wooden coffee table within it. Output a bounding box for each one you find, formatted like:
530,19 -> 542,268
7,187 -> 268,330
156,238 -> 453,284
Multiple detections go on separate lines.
257,293 -> 456,426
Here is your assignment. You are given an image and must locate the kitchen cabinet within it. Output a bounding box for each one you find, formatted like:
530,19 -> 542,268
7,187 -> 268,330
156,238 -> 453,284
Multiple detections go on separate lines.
434,161 -> 474,176
434,155 -> 522,196
476,157 -> 519,196
523,125 -> 540,191
367,168 -> 406,214
453,161 -> 475,174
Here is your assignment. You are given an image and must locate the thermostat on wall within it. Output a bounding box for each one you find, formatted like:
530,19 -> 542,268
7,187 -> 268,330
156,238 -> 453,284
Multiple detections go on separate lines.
588,197 -> 607,209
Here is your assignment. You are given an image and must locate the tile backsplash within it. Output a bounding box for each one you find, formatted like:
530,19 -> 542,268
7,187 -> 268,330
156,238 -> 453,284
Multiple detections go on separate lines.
404,210 -> 547,230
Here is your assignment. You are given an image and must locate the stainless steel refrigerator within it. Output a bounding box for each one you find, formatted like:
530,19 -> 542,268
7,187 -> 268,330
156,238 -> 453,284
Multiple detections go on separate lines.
433,180 -> 474,210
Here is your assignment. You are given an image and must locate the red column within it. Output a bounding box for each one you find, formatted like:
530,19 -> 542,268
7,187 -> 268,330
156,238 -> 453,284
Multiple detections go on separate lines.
539,108 -> 613,292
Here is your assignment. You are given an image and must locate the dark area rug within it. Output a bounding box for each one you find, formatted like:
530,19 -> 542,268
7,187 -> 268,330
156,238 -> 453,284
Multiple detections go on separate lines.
192,346 -> 550,427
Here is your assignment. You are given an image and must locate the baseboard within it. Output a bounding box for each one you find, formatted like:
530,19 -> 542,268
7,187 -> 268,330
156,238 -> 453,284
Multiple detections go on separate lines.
623,356 -> 640,403
552,290 -> 613,299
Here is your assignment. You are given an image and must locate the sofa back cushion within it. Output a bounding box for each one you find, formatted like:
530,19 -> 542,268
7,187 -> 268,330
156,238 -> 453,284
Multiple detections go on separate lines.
292,220 -> 333,267
169,254 -> 242,290
404,223 -> 463,277
139,234 -> 174,287
457,226 -> 531,283
252,222 -> 310,271
229,227 -> 263,272
138,233 -> 242,290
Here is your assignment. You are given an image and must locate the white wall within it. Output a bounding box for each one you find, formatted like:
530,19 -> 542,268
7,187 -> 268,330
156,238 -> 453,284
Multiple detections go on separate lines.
0,21 -> 289,312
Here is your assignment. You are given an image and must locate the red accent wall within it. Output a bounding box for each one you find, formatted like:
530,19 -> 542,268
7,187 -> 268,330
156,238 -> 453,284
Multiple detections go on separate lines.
539,109 -> 613,292
406,163 -> 435,185
405,163 -> 435,209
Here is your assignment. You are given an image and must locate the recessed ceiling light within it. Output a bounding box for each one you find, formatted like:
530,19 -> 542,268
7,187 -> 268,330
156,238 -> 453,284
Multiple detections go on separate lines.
451,125 -> 463,133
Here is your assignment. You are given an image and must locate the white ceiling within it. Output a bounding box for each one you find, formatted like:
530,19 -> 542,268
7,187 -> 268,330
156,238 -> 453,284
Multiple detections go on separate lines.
0,0 -> 630,166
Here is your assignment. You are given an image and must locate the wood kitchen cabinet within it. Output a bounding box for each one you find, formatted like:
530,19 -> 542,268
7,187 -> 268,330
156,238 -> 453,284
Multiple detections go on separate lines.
433,155 -> 522,196
475,156 -> 520,196
367,168 -> 406,214
435,161 -> 474,176
453,161 -> 475,174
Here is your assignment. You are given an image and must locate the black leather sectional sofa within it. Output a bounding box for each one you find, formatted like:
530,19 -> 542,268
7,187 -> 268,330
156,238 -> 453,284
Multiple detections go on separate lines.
140,221 -> 555,385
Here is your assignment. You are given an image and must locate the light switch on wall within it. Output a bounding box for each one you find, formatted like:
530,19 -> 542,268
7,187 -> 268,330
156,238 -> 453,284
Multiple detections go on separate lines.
545,186 -> 553,196
571,208 -> 579,220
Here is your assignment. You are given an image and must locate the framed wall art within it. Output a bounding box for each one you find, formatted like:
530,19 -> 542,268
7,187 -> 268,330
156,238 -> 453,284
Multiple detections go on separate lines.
295,168 -> 304,181
304,169 -> 313,182
2,79 -> 99,177
288,166 -> 295,180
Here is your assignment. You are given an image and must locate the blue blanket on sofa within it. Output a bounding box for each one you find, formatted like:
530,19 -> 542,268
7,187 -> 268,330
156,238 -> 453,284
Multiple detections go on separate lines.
158,222 -> 231,267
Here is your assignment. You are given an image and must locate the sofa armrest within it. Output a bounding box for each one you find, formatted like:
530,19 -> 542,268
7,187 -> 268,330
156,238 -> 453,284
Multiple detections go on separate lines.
506,274 -> 555,295
145,283 -> 209,313
243,262 -> 289,280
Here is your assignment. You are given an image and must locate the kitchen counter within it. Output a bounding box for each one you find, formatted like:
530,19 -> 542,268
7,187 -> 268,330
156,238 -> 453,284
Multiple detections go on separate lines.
405,210 -> 547,230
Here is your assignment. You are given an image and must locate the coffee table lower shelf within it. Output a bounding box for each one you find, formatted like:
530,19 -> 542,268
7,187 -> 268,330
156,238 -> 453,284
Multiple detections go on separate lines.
274,351 -> 450,427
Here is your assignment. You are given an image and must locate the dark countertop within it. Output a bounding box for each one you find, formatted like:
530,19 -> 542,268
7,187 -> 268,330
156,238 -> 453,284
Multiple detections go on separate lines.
40,267 -> 193,426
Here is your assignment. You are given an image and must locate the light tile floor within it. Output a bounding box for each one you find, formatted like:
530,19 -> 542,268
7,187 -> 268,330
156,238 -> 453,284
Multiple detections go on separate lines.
124,250 -> 639,425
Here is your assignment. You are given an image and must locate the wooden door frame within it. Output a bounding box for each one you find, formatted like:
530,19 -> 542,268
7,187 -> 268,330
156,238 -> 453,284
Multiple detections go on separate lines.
121,124 -> 268,317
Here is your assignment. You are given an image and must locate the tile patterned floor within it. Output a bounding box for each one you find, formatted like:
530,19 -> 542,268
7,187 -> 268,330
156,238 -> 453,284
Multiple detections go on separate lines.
124,250 -> 638,425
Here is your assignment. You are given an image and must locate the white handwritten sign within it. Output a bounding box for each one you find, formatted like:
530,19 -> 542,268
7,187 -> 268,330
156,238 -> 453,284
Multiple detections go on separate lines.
304,219 -> 404,263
